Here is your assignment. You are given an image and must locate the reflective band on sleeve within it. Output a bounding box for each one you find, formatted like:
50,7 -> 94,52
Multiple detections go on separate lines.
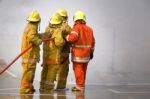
71,31 -> 78,36
72,56 -> 90,63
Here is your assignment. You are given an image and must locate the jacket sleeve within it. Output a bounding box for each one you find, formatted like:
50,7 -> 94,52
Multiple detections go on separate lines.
92,35 -> 95,53
63,24 -> 72,34
39,27 -> 51,39
66,26 -> 79,43
27,28 -> 42,46
91,28 -> 95,53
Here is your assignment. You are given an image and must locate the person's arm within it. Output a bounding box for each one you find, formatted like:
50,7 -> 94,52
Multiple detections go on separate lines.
65,26 -> 79,43
90,29 -> 95,60
27,29 -> 42,46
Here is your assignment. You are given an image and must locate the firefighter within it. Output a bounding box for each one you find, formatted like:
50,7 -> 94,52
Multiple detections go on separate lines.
20,11 -> 42,94
40,13 -> 65,93
66,11 -> 95,91
56,8 -> 72,91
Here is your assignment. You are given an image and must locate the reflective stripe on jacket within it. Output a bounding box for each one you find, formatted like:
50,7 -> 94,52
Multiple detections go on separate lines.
43,56 -> 68,65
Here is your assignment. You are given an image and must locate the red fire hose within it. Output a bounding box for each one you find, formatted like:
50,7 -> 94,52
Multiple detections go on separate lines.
0,44 -> 33,75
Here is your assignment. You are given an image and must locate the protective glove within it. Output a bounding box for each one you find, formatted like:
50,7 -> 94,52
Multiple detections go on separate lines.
90,53 -> 93,60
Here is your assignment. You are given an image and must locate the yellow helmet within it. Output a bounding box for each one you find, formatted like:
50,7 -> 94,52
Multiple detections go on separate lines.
49,13 -> 62,25
73,11 -> 86,22
57,8 -> 68,17
27,11 -> 41,22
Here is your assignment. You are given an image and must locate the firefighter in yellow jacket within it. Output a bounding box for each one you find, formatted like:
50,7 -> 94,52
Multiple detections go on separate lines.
20,11 -> 42,94
40,13 -> 65,92
56,8 -> 71,90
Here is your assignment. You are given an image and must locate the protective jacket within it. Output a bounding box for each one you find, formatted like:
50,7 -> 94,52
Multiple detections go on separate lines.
66,21 -> 95,63
42,24 -> 65,65
21,23 -> 41,63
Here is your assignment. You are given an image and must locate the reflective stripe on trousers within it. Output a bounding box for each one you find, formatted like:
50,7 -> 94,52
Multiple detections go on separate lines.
20,63 -> 36,94
22,58 -> 38,64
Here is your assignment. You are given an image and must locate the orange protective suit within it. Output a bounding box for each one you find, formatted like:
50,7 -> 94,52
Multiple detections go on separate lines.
66,21 -> 95,90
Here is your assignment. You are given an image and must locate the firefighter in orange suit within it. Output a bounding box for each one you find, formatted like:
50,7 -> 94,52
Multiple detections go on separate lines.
20,11 -> 42,94
40,13 -> 65,93
66,11 -> 95,91
56,8 -> 71,90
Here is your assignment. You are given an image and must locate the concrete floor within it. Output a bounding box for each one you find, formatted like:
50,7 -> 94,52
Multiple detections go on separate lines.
0,75 -> 150,99
1,85 -> 150,99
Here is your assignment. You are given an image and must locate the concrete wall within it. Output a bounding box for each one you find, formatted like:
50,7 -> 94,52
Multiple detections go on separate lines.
0,0 -> 150,85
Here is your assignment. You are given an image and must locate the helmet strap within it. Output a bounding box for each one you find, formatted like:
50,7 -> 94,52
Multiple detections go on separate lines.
38,22 -> 41,31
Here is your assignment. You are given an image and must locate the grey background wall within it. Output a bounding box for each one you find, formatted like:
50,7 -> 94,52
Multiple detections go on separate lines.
0,0 -> 150,85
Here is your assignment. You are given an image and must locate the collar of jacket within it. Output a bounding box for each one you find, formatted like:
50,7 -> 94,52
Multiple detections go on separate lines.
74,21 -> 86,26
49,23 -> 61,28
28,22 -> 39,27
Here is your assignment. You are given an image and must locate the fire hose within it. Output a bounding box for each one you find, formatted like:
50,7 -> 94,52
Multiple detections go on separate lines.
0,39 -> 51,75
0,44 -> 33,75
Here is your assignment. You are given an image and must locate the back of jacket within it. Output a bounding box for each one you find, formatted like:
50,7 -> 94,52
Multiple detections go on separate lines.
43,24 -> 65,65
67,21 -> 95,63
21,23 -> 41,63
